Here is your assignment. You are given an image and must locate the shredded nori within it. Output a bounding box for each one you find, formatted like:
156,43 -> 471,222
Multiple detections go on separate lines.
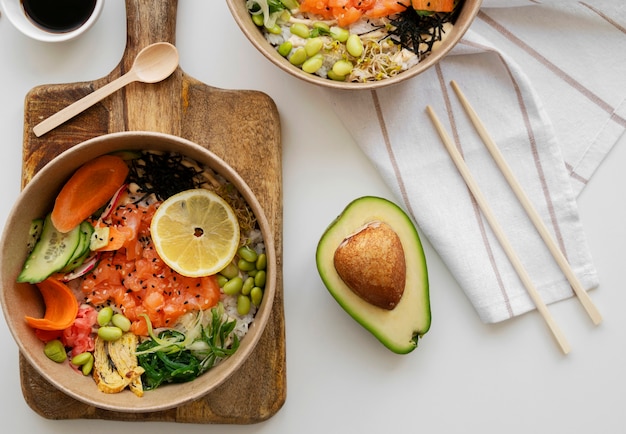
388,8 -> 459,57
126,151 -> 258,240
127,152 -> 203,202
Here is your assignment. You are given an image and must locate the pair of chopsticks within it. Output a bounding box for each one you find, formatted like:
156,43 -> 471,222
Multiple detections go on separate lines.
426,80 -> 602,355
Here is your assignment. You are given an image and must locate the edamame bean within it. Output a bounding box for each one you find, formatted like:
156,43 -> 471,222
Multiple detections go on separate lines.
290,22 -> 310,39
254,269 -> 267,288
112,313 -> 131,332
238,245 -> 258,263
279,10 -> 291,22
305,37 -> 323,57
71,351 -> 93,366
251,13 -> 264,27
216,274 -> 229,288
313,21 -> 330,33
81,355 -> 94,376
278,41 -> 293,57
251,286 -> 263,307
238,258 -> 256,272
256,253 -> 267,271
220,262 -> 239,279
265,24 -> 282,35
223,276 -> 244,295
242,276 -> 255,296
302,54 -> 324,73
346,34 -> 364,57
237,294 -> 251,316
330,26 -> 349,42
327,69 -> 346,81
98,326 -> 123,342
97,306 -> 113,327
44,339 -> 66,363
332,59 -> 353,77
289,47 -> 307,66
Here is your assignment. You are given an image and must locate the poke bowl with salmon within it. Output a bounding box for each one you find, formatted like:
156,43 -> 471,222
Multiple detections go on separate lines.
226,0 -> 481,89
0,131 -> 276,412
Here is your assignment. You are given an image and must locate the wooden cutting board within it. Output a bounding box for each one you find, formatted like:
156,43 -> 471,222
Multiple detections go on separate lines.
19,0 -> 285,424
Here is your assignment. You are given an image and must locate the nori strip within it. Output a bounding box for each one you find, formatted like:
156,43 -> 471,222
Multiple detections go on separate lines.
127,152 -> 203,202
388,7 -> 460,57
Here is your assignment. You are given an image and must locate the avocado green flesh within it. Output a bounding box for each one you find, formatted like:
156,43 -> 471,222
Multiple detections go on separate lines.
316,196 -> 430,354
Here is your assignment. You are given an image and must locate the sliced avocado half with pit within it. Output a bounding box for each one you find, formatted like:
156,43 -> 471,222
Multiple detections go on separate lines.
316,196 -> 430,354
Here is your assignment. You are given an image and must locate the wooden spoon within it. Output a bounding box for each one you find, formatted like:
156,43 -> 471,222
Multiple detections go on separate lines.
33,42 -> 179,137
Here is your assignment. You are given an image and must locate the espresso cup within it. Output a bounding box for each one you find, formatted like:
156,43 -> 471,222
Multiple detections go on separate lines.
0,0 -> 104,42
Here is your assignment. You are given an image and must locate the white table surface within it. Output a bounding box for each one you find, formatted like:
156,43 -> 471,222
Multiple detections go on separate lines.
1,1 -> 625,433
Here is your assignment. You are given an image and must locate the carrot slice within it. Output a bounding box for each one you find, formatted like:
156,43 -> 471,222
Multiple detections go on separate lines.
411,0 -> 455,12
51,155 -> 129,233
25,278 -> 79,331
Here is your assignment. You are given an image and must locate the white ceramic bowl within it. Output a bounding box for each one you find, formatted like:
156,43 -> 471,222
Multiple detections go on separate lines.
0,131 -> 276,412
0,0 -> 103,42
226,0 -> 481,90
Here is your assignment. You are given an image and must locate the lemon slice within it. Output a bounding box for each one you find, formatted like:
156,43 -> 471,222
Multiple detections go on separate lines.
150,189 -> 240,277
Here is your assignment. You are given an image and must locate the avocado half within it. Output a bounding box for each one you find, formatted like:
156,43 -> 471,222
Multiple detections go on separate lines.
316,196 -> 431,354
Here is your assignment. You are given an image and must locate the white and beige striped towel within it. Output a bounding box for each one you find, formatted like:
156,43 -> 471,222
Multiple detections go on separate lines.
325,0 -> 626,323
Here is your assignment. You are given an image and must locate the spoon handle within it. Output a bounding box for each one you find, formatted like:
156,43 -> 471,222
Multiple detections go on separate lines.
33,72 -> 137,137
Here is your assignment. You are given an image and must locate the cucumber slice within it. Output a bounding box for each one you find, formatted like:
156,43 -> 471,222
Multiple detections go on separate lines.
26,218 -> 44,253
17,214 -> 82,283
61,221 -> 95,273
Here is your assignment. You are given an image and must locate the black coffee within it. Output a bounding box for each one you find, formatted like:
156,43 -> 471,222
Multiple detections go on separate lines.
22,0 -> 97,33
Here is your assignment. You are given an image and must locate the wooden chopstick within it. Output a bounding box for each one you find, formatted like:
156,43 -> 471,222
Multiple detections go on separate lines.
450,80 -> 602,326
426,105 -> 571,354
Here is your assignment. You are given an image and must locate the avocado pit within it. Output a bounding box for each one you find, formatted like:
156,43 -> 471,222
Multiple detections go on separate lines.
333,221 -> 406,310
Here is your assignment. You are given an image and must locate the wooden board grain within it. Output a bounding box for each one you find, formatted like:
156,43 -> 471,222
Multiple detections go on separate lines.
19,0 -> 285,424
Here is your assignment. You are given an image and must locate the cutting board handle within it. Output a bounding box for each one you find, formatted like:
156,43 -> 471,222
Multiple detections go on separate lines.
122,0 -> 178,71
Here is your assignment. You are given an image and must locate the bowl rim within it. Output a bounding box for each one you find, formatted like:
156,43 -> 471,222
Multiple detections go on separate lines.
0,131 -> 277,412
225,0 -> 483,90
